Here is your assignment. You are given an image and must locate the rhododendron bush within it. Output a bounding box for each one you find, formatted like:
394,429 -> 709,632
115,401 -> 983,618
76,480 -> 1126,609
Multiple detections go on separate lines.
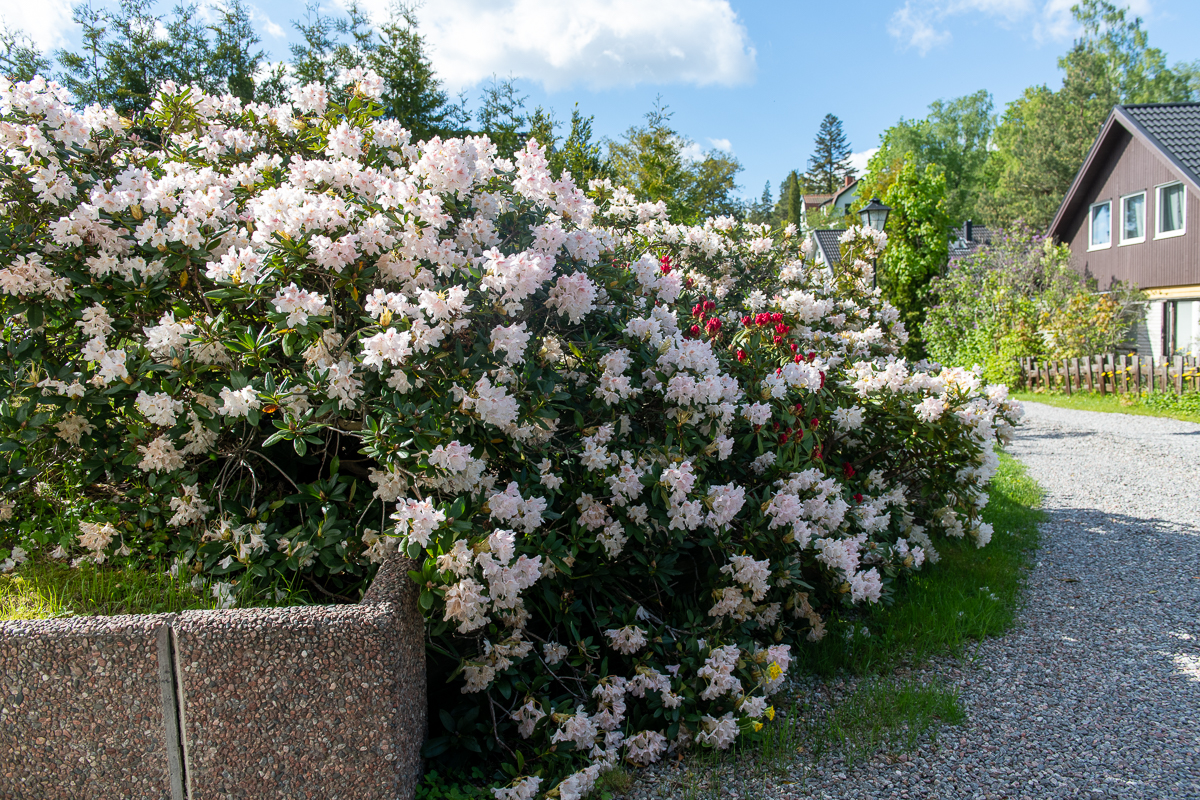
0,73 -> 1021,797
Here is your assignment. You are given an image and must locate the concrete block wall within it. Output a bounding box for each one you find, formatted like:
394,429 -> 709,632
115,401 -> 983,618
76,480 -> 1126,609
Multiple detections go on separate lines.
0,556 -> 425,800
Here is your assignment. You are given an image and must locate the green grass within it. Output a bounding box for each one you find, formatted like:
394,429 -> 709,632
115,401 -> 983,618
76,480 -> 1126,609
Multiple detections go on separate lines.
1012,389 -> 1200,424
656,677 -> 963,800
792,449 -> 1044,676
803,678 -> 964,767
0,557 -> 217,620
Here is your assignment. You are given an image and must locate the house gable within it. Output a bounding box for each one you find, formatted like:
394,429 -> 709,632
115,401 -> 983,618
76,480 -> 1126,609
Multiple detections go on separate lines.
1050,106 -> 1200,291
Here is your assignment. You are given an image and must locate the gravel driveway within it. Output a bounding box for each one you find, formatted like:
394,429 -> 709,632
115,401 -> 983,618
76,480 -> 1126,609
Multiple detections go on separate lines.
620,401 -> 1200,799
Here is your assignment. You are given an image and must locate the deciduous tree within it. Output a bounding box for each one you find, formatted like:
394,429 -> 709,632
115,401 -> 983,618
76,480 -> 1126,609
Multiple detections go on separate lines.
879,162 -> 950,358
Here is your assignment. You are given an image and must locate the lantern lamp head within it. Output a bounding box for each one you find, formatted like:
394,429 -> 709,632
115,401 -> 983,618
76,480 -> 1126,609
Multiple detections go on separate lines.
859,198 -> 891,233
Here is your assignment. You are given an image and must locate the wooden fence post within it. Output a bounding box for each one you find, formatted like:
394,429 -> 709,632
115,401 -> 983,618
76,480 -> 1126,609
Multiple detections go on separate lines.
1098,355 -> 1107,396
1131,355 -> 1140,394
1064,358 -> 1073,395
1118,354 -> 1127,394
1175,355 -> 1184,394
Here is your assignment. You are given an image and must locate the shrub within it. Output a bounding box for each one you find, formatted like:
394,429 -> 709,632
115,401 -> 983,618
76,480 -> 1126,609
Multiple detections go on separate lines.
0,73 -> 1021,797
922,226 -> 1144,386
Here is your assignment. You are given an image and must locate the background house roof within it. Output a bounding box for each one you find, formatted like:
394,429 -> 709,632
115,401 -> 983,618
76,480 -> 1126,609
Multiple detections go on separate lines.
801,193 -> 834,212
829,176 -> 859,207
948,221 -> 993,259
1049,102 -> 1200,240
813,229 -> 844,266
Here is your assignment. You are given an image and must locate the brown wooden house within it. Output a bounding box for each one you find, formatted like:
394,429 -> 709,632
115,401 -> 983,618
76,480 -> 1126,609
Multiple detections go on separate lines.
1048,103 -> 1200,358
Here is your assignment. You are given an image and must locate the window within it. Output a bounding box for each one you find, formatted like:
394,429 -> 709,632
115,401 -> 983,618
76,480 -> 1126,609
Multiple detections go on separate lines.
1120,192 -> 1146,244
1089,201 -> 1112,249
1157,181 -> 1186,238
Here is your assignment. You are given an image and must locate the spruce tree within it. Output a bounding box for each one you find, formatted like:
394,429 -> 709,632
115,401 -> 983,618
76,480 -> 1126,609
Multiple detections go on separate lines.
806,113 -> 853,194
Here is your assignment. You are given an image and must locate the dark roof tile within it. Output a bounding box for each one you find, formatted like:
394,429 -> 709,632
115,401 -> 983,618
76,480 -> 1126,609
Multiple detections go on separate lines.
813,229 -> 844,266
1122,103 -> 1200,184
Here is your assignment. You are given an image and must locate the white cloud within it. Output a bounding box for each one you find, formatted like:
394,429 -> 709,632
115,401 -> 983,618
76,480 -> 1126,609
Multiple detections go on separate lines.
889,0 -> 1153,54
366,0 -> 757,91
708,137 -> 732,152
849,148 -> 879,177
888,2 -> 952,55
1,0 -> 75,52
679,141 -> 705,163
247,5 -> 286,39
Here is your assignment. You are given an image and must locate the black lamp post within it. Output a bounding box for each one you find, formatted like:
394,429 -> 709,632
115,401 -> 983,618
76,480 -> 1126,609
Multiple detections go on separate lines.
858,197 -> 891,288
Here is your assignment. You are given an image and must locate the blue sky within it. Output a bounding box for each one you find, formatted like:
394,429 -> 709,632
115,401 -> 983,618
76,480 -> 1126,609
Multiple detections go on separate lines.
9,0 -> 1200,202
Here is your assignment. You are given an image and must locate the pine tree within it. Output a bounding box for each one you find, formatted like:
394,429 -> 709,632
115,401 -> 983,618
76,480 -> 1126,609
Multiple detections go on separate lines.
56,2 -> 111,108
55,0 -> 214,116
806,113 -> 853,194
290,2 -> 340,87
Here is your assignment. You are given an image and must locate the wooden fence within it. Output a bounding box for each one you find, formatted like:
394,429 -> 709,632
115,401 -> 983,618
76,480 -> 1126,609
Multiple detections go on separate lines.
1017,354 -> 1200,395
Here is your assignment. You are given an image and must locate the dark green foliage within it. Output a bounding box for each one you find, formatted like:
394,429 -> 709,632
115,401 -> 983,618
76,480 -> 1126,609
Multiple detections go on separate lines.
208,0 -> 265,104
368,6 -> 470,139
477,75 -> 528,157
525,104 -> 611,184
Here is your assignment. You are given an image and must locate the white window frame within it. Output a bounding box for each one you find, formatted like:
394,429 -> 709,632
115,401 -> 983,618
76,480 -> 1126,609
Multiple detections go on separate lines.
1120,191 -> 1147,245
1155,181 -> 1187,239
1088,200 -> 1113,251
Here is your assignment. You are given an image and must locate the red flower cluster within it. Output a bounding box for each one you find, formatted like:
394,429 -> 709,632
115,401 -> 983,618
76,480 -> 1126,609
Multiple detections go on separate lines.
685,297 -> 723,338
742,311 -> 785,327
843,461 -> 856,478
773,420 -> 798,444
659,255 -> 672,275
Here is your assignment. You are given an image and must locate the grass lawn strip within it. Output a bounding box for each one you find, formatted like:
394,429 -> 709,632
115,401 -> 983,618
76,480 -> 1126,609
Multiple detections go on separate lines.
0,558 -> 217,619
1010,389 -> 1200,425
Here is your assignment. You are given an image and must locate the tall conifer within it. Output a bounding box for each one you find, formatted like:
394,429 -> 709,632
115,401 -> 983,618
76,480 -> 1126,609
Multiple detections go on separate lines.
806,113 -> 853,194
